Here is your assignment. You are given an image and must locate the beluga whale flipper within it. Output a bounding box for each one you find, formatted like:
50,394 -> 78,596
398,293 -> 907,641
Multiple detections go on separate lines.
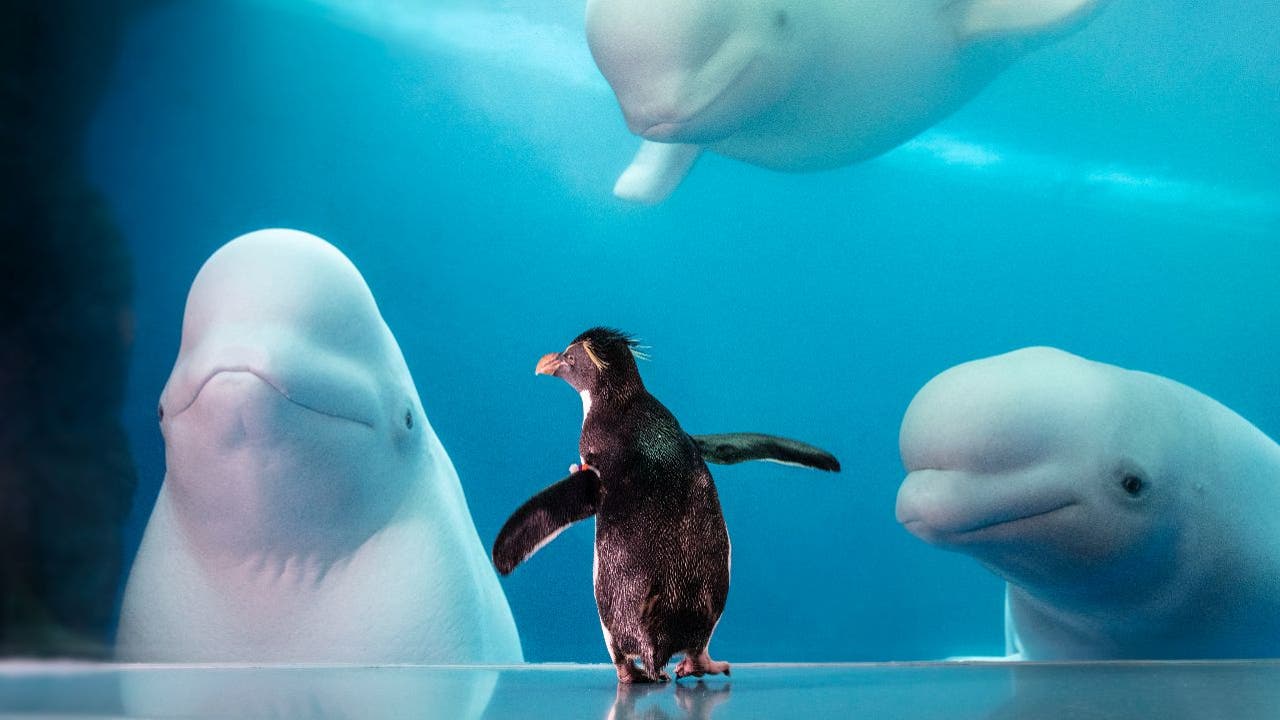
585,0 -> 1109,203
117,229 -> 522,664
896,347 -> 1280,660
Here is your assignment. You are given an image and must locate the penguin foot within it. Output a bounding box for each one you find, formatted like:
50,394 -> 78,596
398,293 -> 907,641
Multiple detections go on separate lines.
616,662 -> 658,684
675,650 -> 731,679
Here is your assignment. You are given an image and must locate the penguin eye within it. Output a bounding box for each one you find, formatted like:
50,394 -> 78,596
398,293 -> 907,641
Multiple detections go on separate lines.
404,410 -> 414,430
564,353 -> 575,366
1121,474 -> 1144,496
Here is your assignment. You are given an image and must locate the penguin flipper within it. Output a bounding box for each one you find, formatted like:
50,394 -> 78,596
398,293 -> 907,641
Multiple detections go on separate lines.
492,468 -> 600,575
692,433 -> 841,472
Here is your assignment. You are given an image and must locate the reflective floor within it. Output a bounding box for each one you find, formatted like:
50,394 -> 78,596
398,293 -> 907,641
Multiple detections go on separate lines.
3,661 -> 1279,719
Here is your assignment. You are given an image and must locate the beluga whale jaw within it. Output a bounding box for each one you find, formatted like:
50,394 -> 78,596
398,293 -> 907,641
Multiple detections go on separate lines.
174,365 -> 376,428
118,228 -> 522,665
896,347 -> 1280,660
585,0 -> 1110,204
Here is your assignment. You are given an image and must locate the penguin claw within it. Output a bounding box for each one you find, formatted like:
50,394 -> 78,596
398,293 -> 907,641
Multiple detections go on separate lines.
616,662 -> 652,684
675,653 -> 730,679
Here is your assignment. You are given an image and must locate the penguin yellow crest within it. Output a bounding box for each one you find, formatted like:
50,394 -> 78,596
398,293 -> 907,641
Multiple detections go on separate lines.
580,340 -> 609,371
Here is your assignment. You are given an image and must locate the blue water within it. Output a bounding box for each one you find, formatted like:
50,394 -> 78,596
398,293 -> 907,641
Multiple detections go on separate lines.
86,0 -> 1279,663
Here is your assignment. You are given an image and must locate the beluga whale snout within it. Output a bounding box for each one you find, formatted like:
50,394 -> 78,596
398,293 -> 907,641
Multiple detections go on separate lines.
587,0 -> 780,145
118,229 -> 522,666
896,347 -> 1280,660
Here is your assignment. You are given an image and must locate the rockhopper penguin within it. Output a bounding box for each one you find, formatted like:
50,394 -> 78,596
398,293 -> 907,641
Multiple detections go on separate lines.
493,328 -> 840,683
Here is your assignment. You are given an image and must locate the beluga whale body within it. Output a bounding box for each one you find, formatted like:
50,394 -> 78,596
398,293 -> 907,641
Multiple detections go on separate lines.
896,347 -> 1280,660
585,0 -> 1109,204
117,229 -> 522,664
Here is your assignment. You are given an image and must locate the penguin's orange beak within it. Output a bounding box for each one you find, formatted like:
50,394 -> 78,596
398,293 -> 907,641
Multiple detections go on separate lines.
535,353 -> 563,376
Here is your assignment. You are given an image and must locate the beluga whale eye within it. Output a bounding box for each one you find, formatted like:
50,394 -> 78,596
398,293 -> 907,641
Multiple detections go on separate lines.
157,404 -> 164,422
404,409 -> 414,430
1121,474 -> 1145,496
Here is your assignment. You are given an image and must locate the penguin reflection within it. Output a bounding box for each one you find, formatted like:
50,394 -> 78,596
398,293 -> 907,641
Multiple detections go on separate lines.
607,682 -> 731,720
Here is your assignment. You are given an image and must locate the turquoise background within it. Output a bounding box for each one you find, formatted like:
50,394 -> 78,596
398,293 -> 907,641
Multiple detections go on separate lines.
88,0 -> 1279,661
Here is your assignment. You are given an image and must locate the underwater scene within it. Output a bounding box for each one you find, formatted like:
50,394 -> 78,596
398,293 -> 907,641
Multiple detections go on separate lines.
3,0 -> 1279,716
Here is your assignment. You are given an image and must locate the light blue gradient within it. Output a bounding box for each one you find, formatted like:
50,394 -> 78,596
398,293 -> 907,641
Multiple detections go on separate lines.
88,0 -> 1280,663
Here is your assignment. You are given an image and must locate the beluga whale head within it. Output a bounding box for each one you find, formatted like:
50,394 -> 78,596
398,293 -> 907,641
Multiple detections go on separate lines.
158,228 -> 427,562
894,347 -> 1280,659
896,347 -> 1183,599
585,0 -> 803,144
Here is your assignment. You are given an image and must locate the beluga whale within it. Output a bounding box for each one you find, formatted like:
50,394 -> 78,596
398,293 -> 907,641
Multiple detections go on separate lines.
585,0 -> 1110,204
117,228 -> 523,664
896,347 -> 1280,660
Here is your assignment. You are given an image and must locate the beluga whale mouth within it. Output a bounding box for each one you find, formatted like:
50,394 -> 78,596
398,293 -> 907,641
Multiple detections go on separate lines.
896,467 -> 1081,546
174,366 -> 376,428
588,0 -> 783,147
630,49 -> 764,144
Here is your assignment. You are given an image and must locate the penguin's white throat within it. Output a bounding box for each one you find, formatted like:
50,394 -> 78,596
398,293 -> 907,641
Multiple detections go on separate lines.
580,390 -> 592,425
